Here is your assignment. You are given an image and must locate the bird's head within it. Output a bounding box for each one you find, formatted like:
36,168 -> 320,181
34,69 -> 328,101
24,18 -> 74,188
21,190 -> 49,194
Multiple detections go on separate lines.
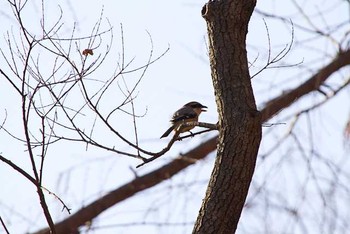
184,101 -> 207,114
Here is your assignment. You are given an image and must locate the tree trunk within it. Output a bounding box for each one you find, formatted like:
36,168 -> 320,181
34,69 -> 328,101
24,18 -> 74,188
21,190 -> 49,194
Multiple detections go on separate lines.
193,0 -> 261,233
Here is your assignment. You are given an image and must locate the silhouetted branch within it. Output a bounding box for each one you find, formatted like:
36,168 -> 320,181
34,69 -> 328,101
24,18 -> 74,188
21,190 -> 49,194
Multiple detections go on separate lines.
34,45 -> 350,233
0,216 -> 10,234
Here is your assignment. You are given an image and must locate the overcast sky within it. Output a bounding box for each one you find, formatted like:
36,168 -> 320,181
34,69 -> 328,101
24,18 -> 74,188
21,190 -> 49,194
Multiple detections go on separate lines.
1,0 -> 349,233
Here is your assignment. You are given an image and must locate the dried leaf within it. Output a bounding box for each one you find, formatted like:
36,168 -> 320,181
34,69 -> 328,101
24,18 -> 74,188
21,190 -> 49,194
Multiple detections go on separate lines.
82,49 -> 94,56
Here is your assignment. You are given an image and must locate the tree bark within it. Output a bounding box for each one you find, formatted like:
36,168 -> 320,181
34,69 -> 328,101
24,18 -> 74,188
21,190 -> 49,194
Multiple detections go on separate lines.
32,2 -> 350,233
34,46 -> 350,233
193,1 -> 261,233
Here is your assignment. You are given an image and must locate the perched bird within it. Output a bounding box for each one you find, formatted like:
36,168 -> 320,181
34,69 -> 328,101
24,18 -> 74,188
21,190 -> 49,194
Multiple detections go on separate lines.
160,101 -> 207,138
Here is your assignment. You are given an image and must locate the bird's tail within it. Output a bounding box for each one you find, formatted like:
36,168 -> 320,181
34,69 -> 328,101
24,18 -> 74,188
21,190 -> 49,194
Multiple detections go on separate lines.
160,126 -> 175,138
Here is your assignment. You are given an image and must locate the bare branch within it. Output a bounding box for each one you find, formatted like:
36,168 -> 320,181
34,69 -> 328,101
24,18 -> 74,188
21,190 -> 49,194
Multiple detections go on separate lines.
251,20 -> 296,79
33,44 -> 350,233
261,49 -> 350,122
33,136 -> 218,234
136,121 -> 217,168
0,216 -> 10,234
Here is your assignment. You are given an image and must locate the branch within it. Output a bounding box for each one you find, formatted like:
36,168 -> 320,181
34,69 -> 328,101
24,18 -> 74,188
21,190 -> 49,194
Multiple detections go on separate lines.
0,155 -> 70,214
0,69 -> 22,95
0,155 -> 37,186
261,49 -> 350,122
33,47 -> 350,233
136,121 -> 218,168
33,137 -> 218,234
0,216 -> 10,234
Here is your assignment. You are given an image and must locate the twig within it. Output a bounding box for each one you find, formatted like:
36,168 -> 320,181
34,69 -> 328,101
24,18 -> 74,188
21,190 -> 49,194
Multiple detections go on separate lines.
136,122 -> 217,168
0,216 -> 10,234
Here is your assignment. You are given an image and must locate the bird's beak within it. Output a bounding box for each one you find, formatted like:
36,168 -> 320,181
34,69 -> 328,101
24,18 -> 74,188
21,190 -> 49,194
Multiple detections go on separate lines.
201,105 -> 208,112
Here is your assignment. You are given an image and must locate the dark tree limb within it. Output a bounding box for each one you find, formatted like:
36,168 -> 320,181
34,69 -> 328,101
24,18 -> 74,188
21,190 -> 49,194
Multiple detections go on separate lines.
34,43 -> 350,232
32,12 -> 350,234
194,0 -> 261,233
261,49 -> 350,122
34,137 -> 218,234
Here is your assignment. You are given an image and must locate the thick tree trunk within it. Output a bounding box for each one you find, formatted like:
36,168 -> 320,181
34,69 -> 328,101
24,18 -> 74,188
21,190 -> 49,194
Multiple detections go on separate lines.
193,1 -> 261,233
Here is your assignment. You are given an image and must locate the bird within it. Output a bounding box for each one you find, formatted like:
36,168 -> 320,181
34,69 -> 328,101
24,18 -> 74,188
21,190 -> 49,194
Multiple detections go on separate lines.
160,101 -> 207,138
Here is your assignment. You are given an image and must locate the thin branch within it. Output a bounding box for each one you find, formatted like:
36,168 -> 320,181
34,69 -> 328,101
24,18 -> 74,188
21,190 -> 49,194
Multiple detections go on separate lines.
41,187 -> 71,214
0,216 -> 10,234
33,136 -> 218,234
0,154 -> 71,215
0,69 -> 22,94
136,121 -> 218,168
33,45 -> 350,233
0,154 -> 38,186
261,49 -> 350,122
251,20 -> 296,79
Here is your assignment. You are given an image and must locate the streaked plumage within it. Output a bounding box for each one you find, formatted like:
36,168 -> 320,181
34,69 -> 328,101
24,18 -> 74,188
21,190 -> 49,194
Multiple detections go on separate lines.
160,101 -> 207,138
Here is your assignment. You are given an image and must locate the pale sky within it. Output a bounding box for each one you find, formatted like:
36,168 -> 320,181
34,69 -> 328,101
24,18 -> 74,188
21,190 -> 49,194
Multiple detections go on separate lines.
1,0 -> 349,233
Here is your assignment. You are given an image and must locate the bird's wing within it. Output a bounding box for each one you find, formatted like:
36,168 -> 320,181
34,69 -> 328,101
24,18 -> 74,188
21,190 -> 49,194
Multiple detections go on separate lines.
171,106 -> 197,123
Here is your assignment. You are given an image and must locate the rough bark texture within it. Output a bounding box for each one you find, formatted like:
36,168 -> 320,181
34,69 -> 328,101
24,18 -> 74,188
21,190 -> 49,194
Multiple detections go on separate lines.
34,46 -> 350,233
32,2 -> 350,234
34,138 -> 217,234
193,1 -> 261,233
